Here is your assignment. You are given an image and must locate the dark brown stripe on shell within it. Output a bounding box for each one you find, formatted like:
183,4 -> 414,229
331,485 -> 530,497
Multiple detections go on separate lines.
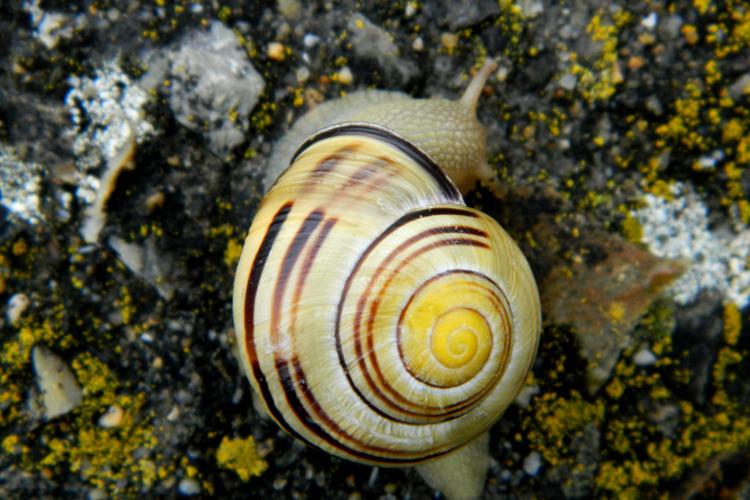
341,157 -> 393,192
311,146 -> 357,176
243,202 -> 304,441
271,209 -> 325,343
290,217 -> 337,334
291,123 -> 462,201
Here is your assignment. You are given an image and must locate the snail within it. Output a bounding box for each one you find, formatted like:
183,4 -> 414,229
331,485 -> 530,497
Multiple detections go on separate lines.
232,59 -> 542,500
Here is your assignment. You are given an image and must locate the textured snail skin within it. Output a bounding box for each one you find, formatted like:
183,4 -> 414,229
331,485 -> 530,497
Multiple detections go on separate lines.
233,61 -> 541,500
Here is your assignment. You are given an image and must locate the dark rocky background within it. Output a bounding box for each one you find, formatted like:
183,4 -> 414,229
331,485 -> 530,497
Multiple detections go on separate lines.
1,0 -> 749,498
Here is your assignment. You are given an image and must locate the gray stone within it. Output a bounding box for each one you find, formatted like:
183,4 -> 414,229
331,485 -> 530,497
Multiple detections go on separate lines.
166,21 -> 265,155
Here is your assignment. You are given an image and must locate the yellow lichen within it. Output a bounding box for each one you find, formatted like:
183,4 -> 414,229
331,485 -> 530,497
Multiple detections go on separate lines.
72,353 -> 119,396
621,214 -> 643,243
527,391 -> 605,467
693,0 -> 711,15
655,81 -> 705,150
224,239 -> 243,269
722,119 -> 744,142
39,391 -> 159,490
2,434 -> 20,453
522,300 -> 750,497
216,435 -> 268,481
608,301 -> 626,324
682,24 -> 699,44
567,11 -> 627,102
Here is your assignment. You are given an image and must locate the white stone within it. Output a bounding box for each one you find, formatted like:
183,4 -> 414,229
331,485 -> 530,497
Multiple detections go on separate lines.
523,451 -> 542,476
303,33 -> 320,47
295,66 -> 310,83
633,182 -> 750,308
98,405 -> 125,428
514,384 -> 540,408
32,346 -> 83,419
7,293 -> 31,325
641,12 -> 658,30
559,73 -> 578,91
165,21 -> 265,155
0,148 -> 43,225
634,348 -> 658,367
178,478 -> 201,496
521,0 -> 544,17
108,236 -> 145,274
65,60 -> 154,242
337,66 -> 353,85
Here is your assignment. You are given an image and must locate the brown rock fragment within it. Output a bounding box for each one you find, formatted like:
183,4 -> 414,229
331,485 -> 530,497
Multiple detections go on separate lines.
542,234 -> 685,392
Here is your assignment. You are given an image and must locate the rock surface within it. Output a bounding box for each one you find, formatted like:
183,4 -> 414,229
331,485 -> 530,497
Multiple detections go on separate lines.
0,1 -> 748,499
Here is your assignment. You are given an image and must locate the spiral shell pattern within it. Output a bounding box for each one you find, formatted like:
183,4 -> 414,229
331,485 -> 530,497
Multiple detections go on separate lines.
233,124 -> 541,465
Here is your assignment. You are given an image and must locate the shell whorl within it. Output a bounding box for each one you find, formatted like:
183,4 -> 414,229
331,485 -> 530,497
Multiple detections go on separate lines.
233,123 -> 541,465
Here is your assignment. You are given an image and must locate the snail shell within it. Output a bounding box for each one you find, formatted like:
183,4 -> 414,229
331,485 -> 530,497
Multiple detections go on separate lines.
233,61 -> 541,500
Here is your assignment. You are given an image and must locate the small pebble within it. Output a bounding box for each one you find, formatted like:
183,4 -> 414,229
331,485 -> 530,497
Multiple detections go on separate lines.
98,405 -> 125,428
514,384 -> 540,408
178,477 -> 201,496
559,73 -> 577,90
273,477 -> 288,490
639,33 -> 656,45
641,12 -> 658,29
267,42 -> 286,61
303,33 -> 319,47
337,66 -> 353,85
441,32 -> 459,52
277,0 -> 301,20
304,463 -> 314,480
32,346 -> 83,420
628,56 -> 645,70
296,66 -> 310,83
405,1 -> 417,17
167,405 -> 181,421
696,156 -> 717,171
145,191 -> 165,211
520,0 -> 544,17
7,293 -> 30,325
523,451 -> 542,476
368,467 -> 379,487
109,236 -> 144,274
412,36 -> 424,51
87,488 -> 107,500
729,73 -> 750,100
634,348 -> 658,367
645,95 -> 663,115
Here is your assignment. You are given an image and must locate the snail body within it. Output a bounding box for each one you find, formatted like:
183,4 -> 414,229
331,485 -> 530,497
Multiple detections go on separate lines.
233,61 -> 541,500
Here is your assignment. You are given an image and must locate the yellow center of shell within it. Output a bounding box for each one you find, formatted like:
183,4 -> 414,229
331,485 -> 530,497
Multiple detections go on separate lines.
400,274 -> 494,387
